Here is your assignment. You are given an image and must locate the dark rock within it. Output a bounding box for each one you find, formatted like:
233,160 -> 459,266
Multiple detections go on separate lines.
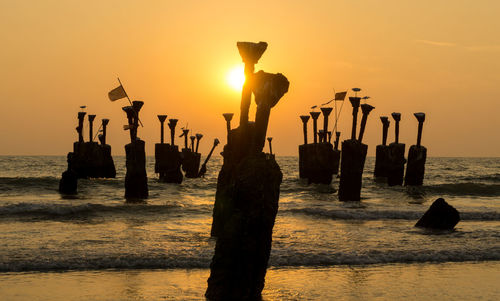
415,198 -> 460,229
338,139 -> 367,202
125,139 -> 148,199
405,145 -> 427,186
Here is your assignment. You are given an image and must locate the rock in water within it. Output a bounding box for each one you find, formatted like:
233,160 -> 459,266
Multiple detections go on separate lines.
415,198 -> 460,230
59,152 -> 78,195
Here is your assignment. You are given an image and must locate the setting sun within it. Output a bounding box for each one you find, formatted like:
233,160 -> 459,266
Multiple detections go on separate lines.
226,65 -> 245,91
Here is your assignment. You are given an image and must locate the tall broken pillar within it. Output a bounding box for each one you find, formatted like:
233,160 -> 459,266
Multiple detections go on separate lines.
155,118 -> 183,183
206,41 -> 288,301
374,116 -> 390,178
405,113 -> 427,186
123,101 -> 148,200
387,112 -> 406,186
338,92 -> 374,202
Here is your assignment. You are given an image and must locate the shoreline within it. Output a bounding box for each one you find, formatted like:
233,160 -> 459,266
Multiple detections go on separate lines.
1,261 -> 499,300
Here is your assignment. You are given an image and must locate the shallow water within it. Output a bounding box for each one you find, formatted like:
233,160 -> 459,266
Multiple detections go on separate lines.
0,156 -> 499,298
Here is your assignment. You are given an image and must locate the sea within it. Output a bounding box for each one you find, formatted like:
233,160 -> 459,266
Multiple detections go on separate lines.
0,156 -> 499,300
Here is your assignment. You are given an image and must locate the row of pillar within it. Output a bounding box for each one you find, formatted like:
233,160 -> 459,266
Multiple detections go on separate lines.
374,112 -> 427,186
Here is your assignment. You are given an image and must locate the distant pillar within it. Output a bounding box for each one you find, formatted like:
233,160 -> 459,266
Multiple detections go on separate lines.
155,118 -> 183,183
404,113 -> 427,186
157,115 -> 167,144
320,107 -> 333,141
124,101 -> 148,200
310,112 -> 321,143
374,116 -> 390,178
223,113 -> 234,145
338,96 -> 371,201
77,112 -> 86,143
195,134 -> 203,153
387,112 -> 406,186
88,114 -> 96,143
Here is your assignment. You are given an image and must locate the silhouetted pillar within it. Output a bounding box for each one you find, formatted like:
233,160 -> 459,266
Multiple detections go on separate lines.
334,132 -> 341,150
59,153 -> 78,195
88,114 -> 96,142
387,112 -> 406,186
300,115 -> 310,145
320,107 -> 333,140
100,119 -> 109,145
310,111 -> 321,143
77,112 -> 86,143
237,42 -> 268,129
190,135 -> 196,152
195,134 -> 203,153
405,113 -> 427,186
124,101 -> 148,200
223,113 -> 234,145
338,96 -> 370,202
267,137 -> 273,155
374,116 -> 390,178
155,118 -> 183,183
157,115 -> 167,144
206,64 -> 288,300
98,118 -> 116,178
358,104 -> 375,143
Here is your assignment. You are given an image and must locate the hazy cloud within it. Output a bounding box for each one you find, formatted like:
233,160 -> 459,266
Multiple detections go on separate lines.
415,39 -> 456,47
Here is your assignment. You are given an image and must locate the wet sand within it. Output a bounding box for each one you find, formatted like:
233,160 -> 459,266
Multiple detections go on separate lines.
1,261 -> 498,300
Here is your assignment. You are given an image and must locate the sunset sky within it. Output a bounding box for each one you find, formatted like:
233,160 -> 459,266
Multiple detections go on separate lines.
1,0 -> 499,156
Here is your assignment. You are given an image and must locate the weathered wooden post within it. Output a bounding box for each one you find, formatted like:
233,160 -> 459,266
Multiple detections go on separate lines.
374,116 -> 390,178
298,115 -> 310,179
206,42 -> 288,300
156,118 -> 183,183
123,101 -> 148,200
338,93 -> 370,202
405,112 -> 427,186
387,112 -> 406,186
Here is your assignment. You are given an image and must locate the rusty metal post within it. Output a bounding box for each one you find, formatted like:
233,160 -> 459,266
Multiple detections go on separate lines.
380,116 -> 390,146
168,119 -> 178,146
310,112 -> 321,143
223,113 -> 234,145
267,137 -> 273,155
300,115 -> 310,144
358,104 -> 375,143
157,115 -> 167,144
349,97 -> 361,140
88,114 -> 96,142
392,113 -> 401,143
195,134 -> 203,153
77,112 -> 86,143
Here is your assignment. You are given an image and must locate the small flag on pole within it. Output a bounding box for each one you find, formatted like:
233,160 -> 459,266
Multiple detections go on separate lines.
335,91 -> 347,101
108,85 -> 127,101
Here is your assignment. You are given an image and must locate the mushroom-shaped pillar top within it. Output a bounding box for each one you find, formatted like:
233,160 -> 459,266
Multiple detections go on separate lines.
122,106 -> 135,118
132,101 -> 144,113
310,111 -> 321,120
349,97 -> 361,108
320,107 -> 333,116
335,131 -> 341,137
392,112 -> 401,122
196,133 -> 203,139
88,114 -> 96,122
236,41 -> 268,64
102,119 -> 109,126
251,71 -> 289,107
168,119 -> 178,128
190,135 -> 196,140
300,115 -> 310,123
267,137 -> 273,142
180,129 -> 189,137
361,104 -> 375,115
157,115 -> 168,123
223,113 -> 234,122
380,116 -> 389,125
414,112 -> 425,122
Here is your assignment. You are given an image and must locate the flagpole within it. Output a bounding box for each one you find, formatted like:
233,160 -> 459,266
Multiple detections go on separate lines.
117,77 -> 143,127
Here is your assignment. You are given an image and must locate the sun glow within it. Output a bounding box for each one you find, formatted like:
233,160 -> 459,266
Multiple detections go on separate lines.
226,66 -> 246,91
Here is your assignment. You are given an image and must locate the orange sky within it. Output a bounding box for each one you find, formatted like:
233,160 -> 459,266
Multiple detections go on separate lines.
1,0 -> 499,156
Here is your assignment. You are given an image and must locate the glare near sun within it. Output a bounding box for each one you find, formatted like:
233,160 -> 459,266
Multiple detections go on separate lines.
227,66 -> 246,91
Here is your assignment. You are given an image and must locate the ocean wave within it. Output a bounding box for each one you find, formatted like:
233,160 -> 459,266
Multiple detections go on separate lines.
425,182 -> 500,196
0,202 -> 212,219
0,176 -> 60,192
1,248 -> 499,272
283,207 -> 500,221
461,173 -> 500,183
